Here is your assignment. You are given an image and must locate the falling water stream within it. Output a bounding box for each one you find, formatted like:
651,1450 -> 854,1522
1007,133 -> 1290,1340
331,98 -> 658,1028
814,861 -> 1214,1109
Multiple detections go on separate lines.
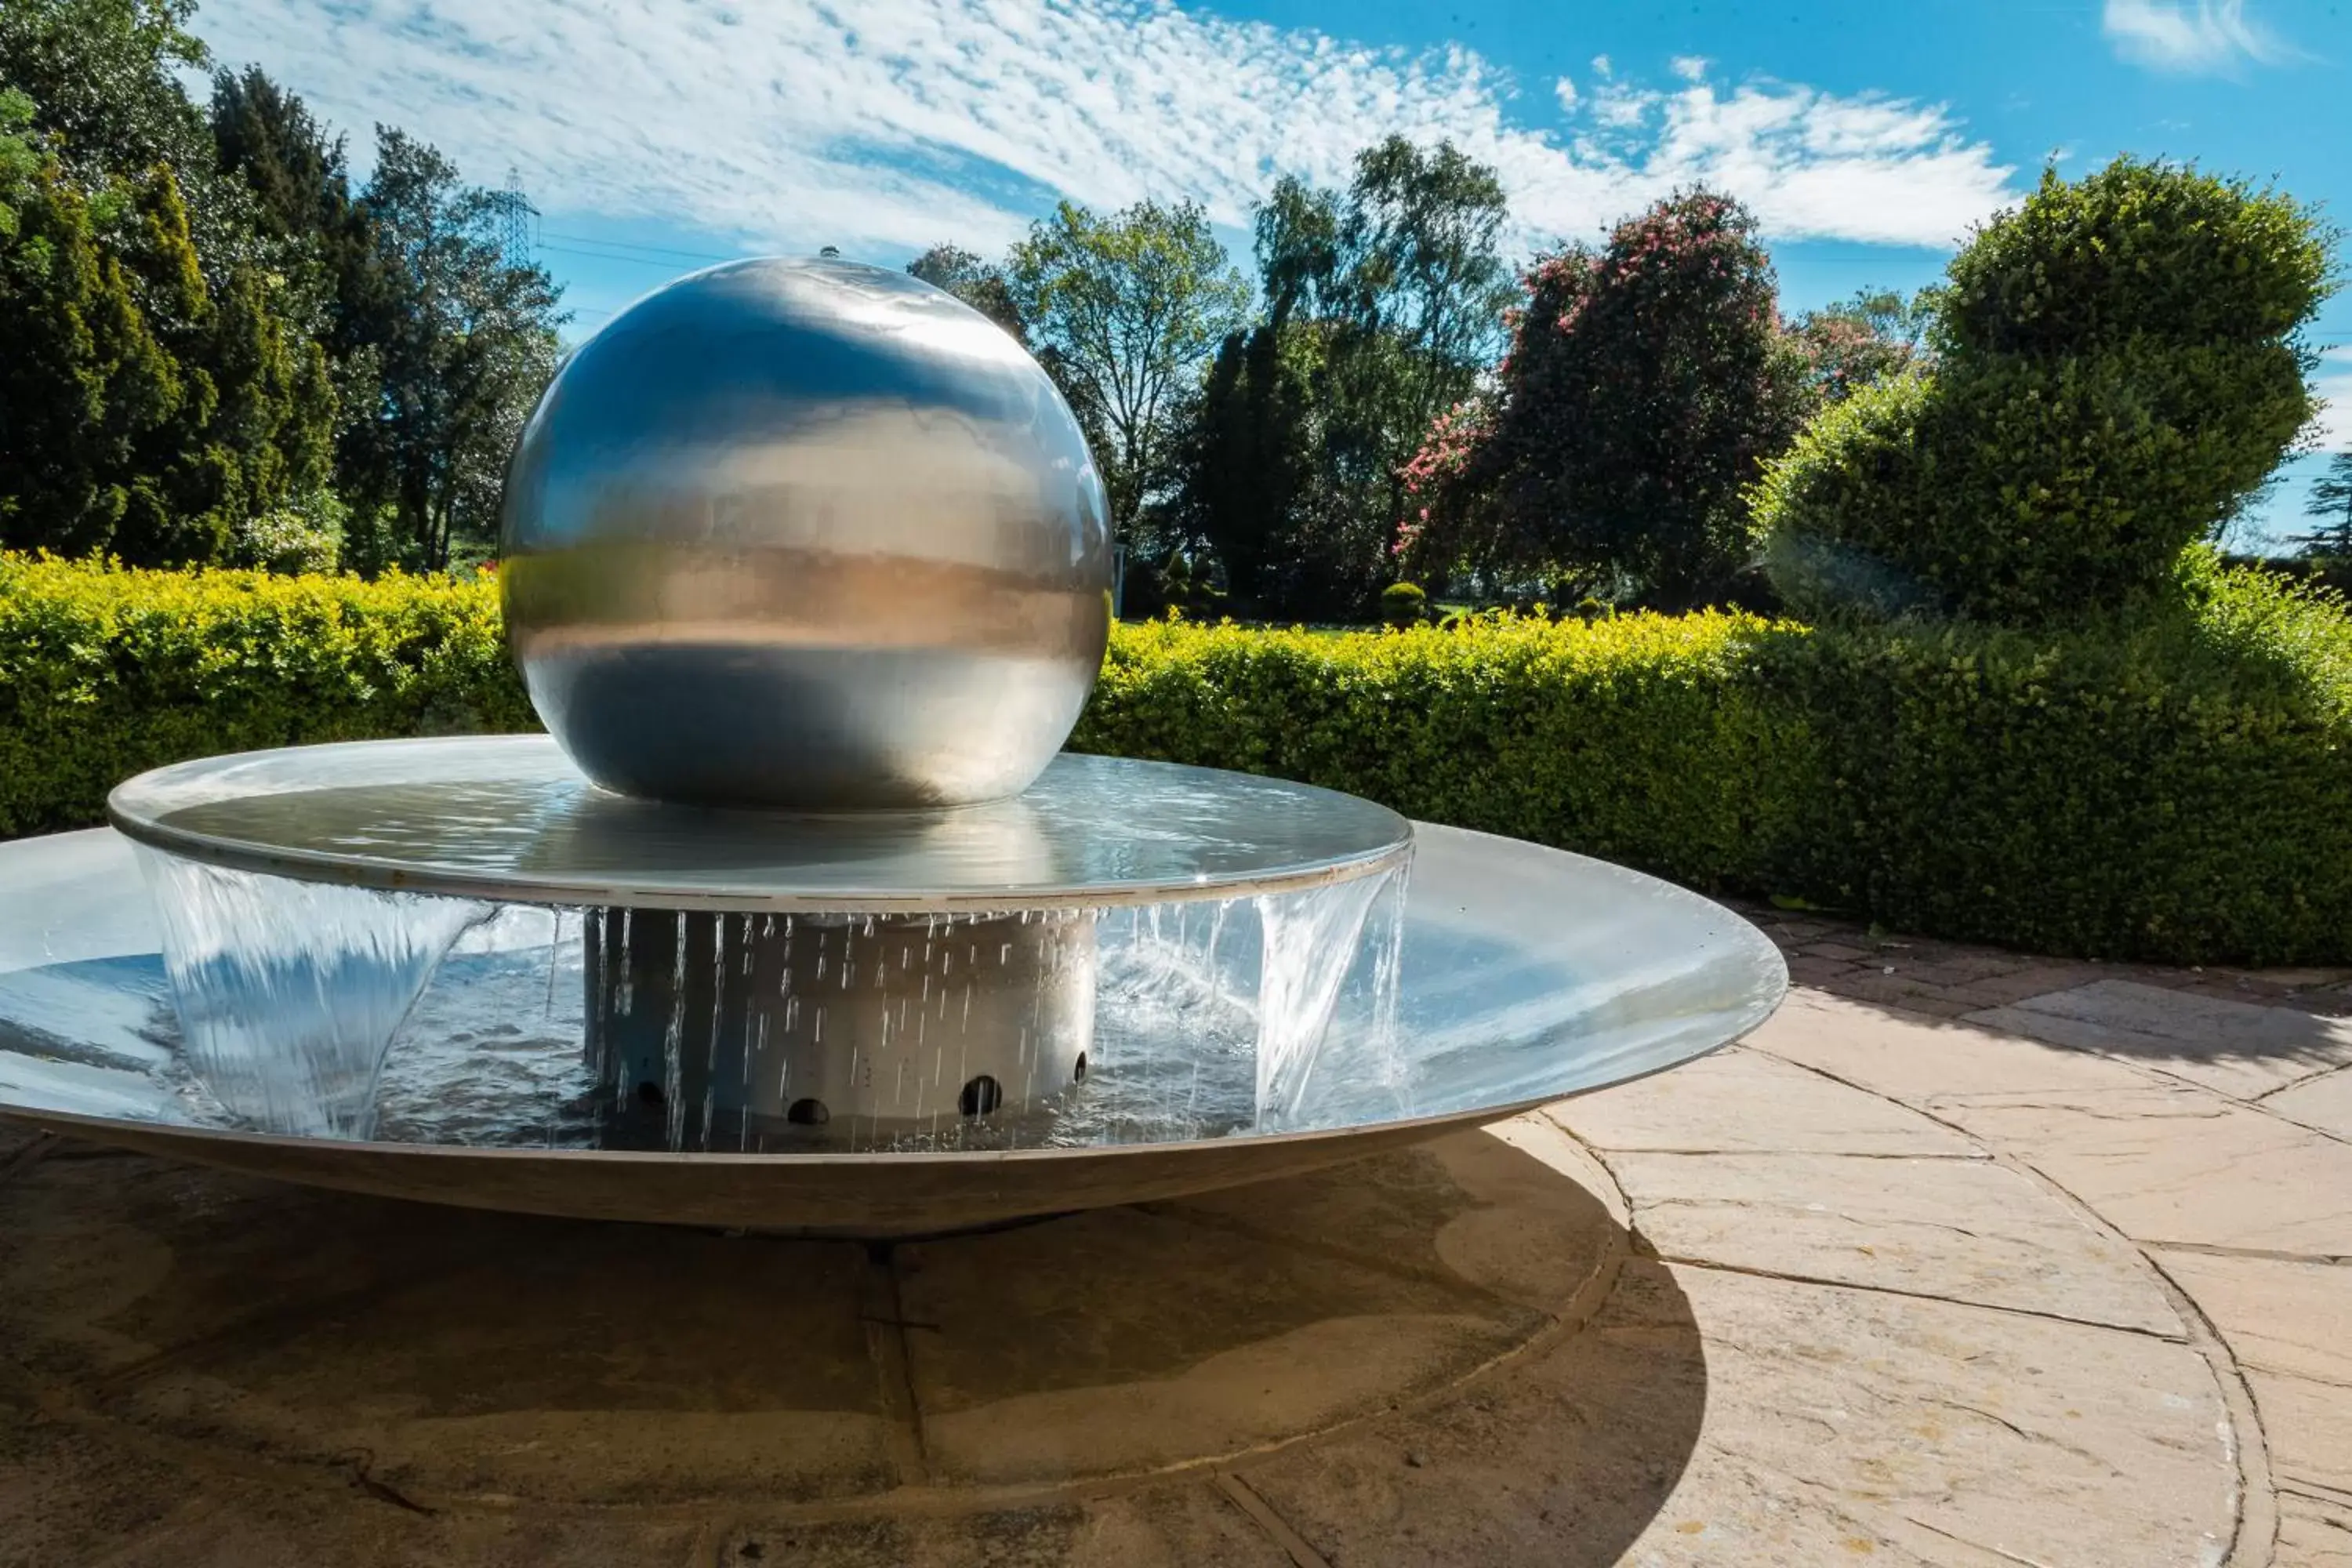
132,854 -> 1411,1151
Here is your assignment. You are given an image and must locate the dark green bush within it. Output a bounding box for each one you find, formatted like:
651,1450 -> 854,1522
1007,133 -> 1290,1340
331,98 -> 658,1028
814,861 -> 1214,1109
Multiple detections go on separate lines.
1378,581 -> 1428,629
1767,557 -> 2352,960
1759,158 -> 2332,626
1073,560 -> 2352,964
10,552 -> 2352,964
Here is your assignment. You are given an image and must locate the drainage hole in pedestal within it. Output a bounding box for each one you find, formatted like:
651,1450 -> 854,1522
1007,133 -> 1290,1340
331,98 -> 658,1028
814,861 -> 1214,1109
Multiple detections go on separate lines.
959,1075 -> 1003,1116
786,1097 -> 830,1125
636,1081 -> 666,1106
1073,1052 -> 1088,1083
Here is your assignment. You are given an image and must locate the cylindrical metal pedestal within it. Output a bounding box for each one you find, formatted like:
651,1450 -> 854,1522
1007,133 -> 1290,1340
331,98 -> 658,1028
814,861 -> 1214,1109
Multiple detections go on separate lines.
585,908 -> 1095,1136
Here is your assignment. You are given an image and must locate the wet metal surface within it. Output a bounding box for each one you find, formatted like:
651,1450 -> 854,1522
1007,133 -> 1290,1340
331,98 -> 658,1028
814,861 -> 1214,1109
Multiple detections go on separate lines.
499,257 -> 1112,810
108,739 -> 1414,913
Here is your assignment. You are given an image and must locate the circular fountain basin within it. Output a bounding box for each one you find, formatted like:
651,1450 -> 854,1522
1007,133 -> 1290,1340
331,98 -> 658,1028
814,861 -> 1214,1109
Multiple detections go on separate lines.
1,745 -> 1784,1236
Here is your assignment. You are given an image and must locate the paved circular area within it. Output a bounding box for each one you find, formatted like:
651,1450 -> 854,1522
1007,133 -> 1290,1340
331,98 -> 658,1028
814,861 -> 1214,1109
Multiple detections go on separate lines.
1,978 -> 2274,1568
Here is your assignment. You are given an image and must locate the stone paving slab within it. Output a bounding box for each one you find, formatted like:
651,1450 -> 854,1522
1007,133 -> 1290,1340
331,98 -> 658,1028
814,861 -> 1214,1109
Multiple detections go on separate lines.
1752,991 -> 2161,1102
1595,1142 -> 2179,1333
2281,1490 -> 2352,1567
2151,1250 -> 2352,1387
2249,1370 -> 2352,1500
2264,1066 -> 2352,1142
1969,978 -> 2352,1098
1929,1083 -> 2352,1256
1236,1258 -> 2231,1568
1544,1044 -> 1979,1157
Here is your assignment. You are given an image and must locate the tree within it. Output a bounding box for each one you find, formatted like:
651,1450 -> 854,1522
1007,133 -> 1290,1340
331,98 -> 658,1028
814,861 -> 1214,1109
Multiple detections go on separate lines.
1161,315 -> 1320,608
337,128 -> 564,571
906,243 -> 1025,343
1403,190 -> 1808,611
0,82 -> 333,564
1165,140 -> 1516,619
2301,453 -> 2352,560
1331,137 -> 1515,480
1,0 -> 273,283
1786,288 -> 1932,406
1005,199 -> 1248,546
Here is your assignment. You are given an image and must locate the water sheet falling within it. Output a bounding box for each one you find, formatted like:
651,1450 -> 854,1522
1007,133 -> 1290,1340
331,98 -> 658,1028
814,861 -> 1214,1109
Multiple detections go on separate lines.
129,844 -> 1410,1149
138,851 -> 488,1138
1252,861 -> 1406,1132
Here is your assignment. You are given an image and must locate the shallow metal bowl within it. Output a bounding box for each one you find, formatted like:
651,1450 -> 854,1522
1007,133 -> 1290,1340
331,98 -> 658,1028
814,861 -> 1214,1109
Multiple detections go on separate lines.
0,822 -> 1784,1236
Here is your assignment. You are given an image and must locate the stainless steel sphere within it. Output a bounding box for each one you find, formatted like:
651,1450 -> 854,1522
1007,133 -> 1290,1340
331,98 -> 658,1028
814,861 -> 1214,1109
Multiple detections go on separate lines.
499,257 -> 1112,810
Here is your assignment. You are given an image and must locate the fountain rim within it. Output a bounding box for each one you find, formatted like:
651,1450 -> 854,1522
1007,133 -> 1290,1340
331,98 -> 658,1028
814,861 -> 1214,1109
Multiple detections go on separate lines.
0,1037 -> 1750,1171
104,737 -> 1416,914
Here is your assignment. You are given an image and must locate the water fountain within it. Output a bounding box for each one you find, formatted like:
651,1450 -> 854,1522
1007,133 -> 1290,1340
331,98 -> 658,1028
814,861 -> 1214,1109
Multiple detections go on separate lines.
0,258 -> 1786,1236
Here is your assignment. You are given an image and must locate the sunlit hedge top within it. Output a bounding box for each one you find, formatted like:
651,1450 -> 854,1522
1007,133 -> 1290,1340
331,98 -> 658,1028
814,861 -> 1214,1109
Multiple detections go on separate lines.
8,553 -> 2352,964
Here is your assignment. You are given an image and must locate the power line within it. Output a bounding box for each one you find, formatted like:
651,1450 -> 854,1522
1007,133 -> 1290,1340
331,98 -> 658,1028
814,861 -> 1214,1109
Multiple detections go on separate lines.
539,231 -> 745,266
536,242 -> 702,272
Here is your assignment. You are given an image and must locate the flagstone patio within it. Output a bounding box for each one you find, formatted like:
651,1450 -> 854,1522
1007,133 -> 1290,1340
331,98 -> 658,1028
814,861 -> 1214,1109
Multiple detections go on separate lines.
2,913 -> 2347,1566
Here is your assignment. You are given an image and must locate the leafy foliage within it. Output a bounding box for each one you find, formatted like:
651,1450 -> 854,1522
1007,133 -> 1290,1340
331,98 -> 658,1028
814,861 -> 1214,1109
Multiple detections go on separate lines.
2299,452 -> 2352,561
1402,190 -> 1809,611
14,551 -> 2352,964
1,9 -> 561,572
1005,199 -> 1249,546
0,83 -> 334,564
0,551 -> 532,836
1377,580 -> 1426,628
1759,158 -> 2333,625
335,129 -> 565,572
1071,555 -> 2352,964
905,243 -> 1025,343
1784,287 -> 1932,405
1159,139 -> 1516,620
1937,158 -> 2335,356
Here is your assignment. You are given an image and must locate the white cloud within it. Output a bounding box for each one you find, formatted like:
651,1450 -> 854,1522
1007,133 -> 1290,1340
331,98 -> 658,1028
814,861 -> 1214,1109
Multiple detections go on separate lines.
2311,347 -> 2352,452
193,0 -> 2016,257
1592,54 -> 1614,78
1554,75 -> 1577,111
2102,0 -> 2285,74
1671,55 -> 1711,82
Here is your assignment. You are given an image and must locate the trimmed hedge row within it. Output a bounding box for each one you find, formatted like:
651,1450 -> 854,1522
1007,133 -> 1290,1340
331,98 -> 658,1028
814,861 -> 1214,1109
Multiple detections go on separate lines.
0,553 -> 532,837
8,552 -> 2352,964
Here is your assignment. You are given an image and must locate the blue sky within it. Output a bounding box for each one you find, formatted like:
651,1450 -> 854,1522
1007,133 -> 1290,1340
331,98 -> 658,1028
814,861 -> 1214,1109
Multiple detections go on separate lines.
194,0 -> 2349,547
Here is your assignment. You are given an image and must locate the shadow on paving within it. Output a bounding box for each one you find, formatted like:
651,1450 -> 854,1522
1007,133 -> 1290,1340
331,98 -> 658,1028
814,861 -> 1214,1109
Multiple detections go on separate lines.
0,1123 -> 1707,1567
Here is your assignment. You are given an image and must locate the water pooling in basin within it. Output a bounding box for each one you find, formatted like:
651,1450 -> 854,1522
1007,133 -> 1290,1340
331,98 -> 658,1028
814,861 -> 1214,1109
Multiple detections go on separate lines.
126,855 -> 1409,1152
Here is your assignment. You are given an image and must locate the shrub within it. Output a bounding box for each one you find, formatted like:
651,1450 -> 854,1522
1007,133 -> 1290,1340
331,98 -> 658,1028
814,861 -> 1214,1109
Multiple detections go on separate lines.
0,553 -> 531,835
1759,158 -> 2333,626
1073,558 -> 2352,964
1759,337 -> 2313,622
1378,581 -> 1428,629
1937,159 -> 2335,355
1768,557 -> 2352,960
9,552 -> 2352,964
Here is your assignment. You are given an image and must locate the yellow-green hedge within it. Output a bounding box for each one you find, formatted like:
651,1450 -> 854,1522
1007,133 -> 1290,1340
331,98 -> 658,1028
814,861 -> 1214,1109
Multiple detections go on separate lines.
8,551 -> 2352,964
0,554 -> 533,837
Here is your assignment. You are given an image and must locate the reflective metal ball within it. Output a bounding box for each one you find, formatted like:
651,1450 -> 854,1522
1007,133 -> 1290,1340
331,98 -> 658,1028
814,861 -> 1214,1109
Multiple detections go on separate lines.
499,257 -> 1112,810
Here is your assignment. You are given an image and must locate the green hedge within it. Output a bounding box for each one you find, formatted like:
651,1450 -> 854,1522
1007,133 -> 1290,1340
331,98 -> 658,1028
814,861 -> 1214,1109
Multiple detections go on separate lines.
0,553 -> 532,835
8,552 -> 2352,964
